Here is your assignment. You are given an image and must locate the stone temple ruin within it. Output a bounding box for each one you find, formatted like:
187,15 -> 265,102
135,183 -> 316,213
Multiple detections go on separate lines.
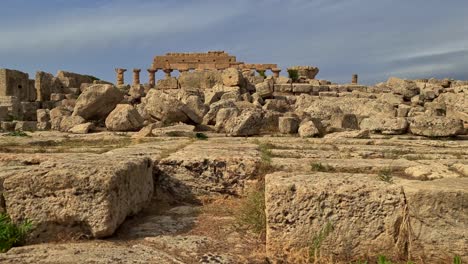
0,51 -> 467,263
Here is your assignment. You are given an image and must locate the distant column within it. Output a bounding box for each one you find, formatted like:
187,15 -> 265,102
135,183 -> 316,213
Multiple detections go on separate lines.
147,69 -> 157,88
352,74 -> 358,84
163,68 -> 173,79
115,68 -> 127,85
272,68 -> 281,78
133,69 -> 141,85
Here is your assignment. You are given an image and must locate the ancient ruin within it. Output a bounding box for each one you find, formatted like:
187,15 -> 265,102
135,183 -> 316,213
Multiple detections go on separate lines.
0,51 -> 467,263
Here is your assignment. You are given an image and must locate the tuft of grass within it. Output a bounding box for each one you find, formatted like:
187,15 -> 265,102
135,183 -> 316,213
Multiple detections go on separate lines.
254,141 -> 277,178
309,222 -> 334,264
0,214 -> 34,252
235,185 -> 266,237
257,70 -> 266,78
454,255 -> 462,264
287,69 -> 299,82
5,131 -> 29,137
310,162 -> 335,172
378,168 -> 394,183
194,132 -> 208,140
377,255 -> 393,264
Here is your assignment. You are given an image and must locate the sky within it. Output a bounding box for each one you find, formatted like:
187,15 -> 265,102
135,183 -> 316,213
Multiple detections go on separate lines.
1,0 -> 468,85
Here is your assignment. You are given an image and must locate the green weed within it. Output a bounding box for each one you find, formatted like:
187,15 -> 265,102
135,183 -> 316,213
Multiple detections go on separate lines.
0,214 -> 34,252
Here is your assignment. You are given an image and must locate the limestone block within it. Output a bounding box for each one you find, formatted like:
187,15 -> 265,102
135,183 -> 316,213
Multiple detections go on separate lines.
72,84 -> 124,121
14,121 -> 37,131
105,104 -> 144,132
278,116 -> 299,134
409,116 -> 464,137
274,84 -> 292,93
292,84 -> 313,93
3,154 -> 153,240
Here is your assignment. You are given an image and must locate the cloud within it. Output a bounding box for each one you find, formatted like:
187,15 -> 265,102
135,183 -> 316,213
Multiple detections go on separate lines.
0,0 -> 247,53
1,0 -> 467,84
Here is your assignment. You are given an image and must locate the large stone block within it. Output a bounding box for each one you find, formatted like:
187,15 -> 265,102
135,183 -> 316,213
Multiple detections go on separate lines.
2,154 -> 153,241
360,117 -> 408,135
292,84 -> 313,93
265,172 -> 468,263
105,104 -> 144,131
72,84 -> 124,121
19,101 -> 39,121
265,172 -> 405,262
155,139 -> 261,201
35,71 -> 59,101
14,121 -> 37,131
409,116 -> 465,137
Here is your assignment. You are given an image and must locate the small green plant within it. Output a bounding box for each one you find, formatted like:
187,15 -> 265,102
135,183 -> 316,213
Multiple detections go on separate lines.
0,214 -> 34,252
254,141 -> 277,178
194,132 -> 208,140
287,69 -> 299,82
258,70 -> 266,78
378,168 -> 394,183
309,222 -> 334,263
454,255 -> 462,264
258,143 -> 273,163
377,255 -> 393,264
310,162 -> 335,172
236,186 -> 266,236
5,131 -> 29,137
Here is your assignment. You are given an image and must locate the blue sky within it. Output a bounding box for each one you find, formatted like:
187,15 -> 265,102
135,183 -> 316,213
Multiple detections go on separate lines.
1,0 -> 468,84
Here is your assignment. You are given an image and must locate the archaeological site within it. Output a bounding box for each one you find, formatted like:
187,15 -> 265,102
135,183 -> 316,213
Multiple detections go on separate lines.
0,50 -> 466,264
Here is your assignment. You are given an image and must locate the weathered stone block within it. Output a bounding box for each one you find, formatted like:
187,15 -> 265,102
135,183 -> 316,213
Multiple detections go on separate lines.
2,154 -> 153,240
0,121 -> 16,131
265,172 -> 405,262
50,93 -> 66,101
156,77 -> 179,90
292,84 -> 313,93
274,84 -> 292,93
19,101 -> 39,121
14,121 -> 37,131
278,116 -> 299,134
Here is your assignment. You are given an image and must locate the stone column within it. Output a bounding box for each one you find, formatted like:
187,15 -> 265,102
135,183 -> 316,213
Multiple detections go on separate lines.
163,68 -> 173,79
352,74 -> 358,84
272,68 -> 281,78
115,68 -> 127,85
147,69 -> 157,88
133,69 -> 141,85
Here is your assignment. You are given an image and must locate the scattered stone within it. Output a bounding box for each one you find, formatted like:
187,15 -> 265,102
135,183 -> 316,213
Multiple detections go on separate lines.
73,84 -> 124,120
409,116 -> 464,137
298,120 -> 320,138
69,122 -> 95,134
152,124 -> 195,137
278,116 -> 299,134
360,117 -> 408,135
2,154 -> 153,240
105,104 -> 144,131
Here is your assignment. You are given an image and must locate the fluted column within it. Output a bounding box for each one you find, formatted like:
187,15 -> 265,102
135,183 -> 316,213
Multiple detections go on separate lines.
272,68 -> 281,78
352,74 -> 358,84
115,68 -> 127,85
147,69 -> 157,88
133,68 -> 141,85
